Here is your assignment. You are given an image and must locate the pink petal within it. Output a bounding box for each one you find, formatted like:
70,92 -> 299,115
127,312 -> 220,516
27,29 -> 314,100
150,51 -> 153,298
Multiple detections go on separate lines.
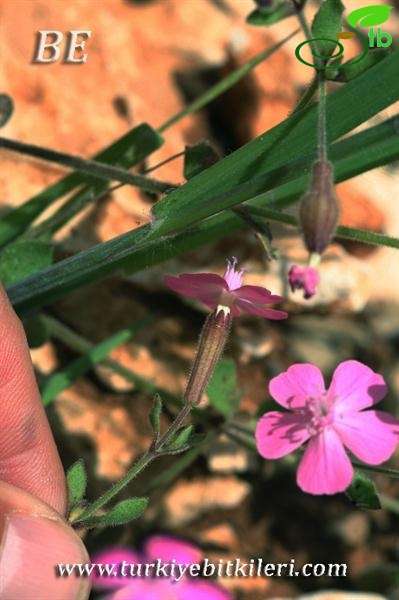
164,274 -> 227,309
256,411 -> 311,459
90,548 -> 140,590
329,360 -> 387,412
334,409 -> 399,464
269,364 -> 325,410
235,298 -> 288,320
297,428 -> 353,495
234,285 -> 284,304
144,535 -> 202,564
178,580 -> 232,600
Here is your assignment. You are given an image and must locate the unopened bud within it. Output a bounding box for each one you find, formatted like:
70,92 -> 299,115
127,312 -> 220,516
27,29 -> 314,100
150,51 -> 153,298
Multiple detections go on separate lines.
183,309 -> 231,406
299,159 -> 340,255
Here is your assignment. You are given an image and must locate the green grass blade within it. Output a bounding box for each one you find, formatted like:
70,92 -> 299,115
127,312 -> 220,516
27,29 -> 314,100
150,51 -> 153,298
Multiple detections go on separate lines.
0,136 -> 174,193
7,115 -> 399,315
241,206 -> 399,249
40,329 -> 134,406
152,49 -> 399,234
0,124 -> 163,247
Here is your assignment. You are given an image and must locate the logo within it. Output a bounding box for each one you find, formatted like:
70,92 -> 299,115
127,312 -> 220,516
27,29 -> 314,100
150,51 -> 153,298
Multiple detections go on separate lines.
295,4 -> 393,69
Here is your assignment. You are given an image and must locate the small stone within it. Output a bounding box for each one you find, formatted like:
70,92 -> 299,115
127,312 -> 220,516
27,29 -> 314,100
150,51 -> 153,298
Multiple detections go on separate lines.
163,476 -> 250,526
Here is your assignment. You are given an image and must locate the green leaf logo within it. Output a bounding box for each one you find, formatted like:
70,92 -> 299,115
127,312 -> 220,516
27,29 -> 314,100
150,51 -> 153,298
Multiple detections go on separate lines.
347,5 -> 393,28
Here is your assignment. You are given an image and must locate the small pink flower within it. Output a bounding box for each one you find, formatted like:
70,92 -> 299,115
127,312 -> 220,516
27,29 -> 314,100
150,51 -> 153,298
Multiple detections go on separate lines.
165,257 -> 288,320
91,535 -> 231,600
288,264 -> 319,299
256,361 -> 399,495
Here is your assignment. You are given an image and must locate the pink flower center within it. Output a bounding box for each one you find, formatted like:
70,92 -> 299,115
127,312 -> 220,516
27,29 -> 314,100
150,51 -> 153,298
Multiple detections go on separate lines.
300,392 -> 335,435
223,257 -> 244,290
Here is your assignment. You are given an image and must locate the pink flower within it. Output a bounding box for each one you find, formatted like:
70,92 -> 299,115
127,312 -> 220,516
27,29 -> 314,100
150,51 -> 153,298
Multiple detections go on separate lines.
91,535 -> 231,600
165,257 -> 288,320
255,361 -> 399,495
288,264 -> 319,299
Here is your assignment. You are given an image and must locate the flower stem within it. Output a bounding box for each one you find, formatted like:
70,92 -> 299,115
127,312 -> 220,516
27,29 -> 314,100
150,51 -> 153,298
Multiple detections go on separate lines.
73,401 -> 193,525
318,71 -> 328,161
72,309 -> 232,527
352,461 -> 399,480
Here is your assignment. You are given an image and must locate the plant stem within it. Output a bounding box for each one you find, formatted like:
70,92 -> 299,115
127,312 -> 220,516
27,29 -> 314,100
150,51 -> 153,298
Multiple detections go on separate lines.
73,399 -> 193,524
318,71 -> 328,160
43,315 -> 179,404
293,75 -> 318,114
238,205 -> 399,249
0,137 -> 176,195
352,461 -> 399,480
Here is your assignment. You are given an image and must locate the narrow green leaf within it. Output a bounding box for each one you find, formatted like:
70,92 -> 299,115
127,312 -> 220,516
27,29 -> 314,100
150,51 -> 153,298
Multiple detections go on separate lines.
184,142 -> 220,180
0,94 -> 13,127
80,497 -> 148,528
333,49 -> 387,82
246,1 -> 293,27
346,471 -> 381,510
7,51 -> 399,316
0,124 -> 163,247
149,393 -> 163,441
152,50 -> 399,233
165,425 -> 194,452
207,358 -> 239,417
311,0 -> 344,57
0,239 -> 53,285
40,329 -> 133,406
347,5 -> 393,28
66,460 -> 87,509
0,136 -> 173,194
241,205 -> 399,249
8,114 -> 399,316
24,315 -> 49,349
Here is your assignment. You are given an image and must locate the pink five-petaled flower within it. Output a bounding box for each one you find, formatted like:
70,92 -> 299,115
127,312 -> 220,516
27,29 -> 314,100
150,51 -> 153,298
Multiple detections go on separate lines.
91,535 -> 231,600
288,264 -> 319,300
164,257 -> 288,320
256,361 -> 399,495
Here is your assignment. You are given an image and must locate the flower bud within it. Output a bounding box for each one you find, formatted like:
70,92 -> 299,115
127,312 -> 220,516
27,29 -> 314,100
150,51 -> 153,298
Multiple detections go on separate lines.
183,308 -> 231,406
299,159 -> 340,255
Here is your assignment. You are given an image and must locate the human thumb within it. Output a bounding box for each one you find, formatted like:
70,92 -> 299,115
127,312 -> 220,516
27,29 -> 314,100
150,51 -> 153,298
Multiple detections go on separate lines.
0,480 -> 90,600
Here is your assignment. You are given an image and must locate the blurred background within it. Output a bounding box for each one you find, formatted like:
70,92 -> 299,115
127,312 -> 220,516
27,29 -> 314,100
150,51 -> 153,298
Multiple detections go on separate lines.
1,0 -> 399,598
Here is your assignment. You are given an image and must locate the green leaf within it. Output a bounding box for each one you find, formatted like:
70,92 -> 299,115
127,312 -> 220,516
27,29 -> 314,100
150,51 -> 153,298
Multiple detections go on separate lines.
24,315 -> 49,349
311,0 -> 345,58
240,205 -> 399,249
149,393 -> 163,441
333,49 -> 387,82
0,239 -> 53,285
0,136 -> 172,194
165,425 -> 195,453
184,142 -> 220,180
207,359 -> 239,417
0,124 -> 163,248
81,497 -> 148,528
246,1 -> 293,27
152,50 -> 399,234
0,94 -> 13,128
40,328 -> 133,406
66,460 -> 87,509
347,5 -> 393,28
7,52 -> 399,315
346,471 -> 381,510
